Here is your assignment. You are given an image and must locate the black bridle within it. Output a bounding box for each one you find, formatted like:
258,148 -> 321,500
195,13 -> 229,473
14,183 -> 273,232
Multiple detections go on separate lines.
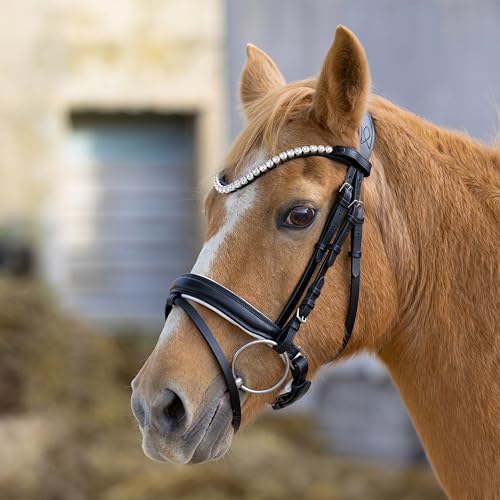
165,114 -> 375,432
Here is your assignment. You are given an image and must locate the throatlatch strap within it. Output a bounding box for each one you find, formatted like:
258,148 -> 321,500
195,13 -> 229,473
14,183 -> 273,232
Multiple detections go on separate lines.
171,296 -> 242,431
337,170 -> 364,356
341,210 -> 364,354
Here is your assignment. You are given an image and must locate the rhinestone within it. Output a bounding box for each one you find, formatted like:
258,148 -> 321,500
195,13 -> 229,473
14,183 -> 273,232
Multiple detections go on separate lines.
302,146 -> 310,154
318,145 -> 325,153
287,149 -> 295,158
235,180 -> 241,188
279,152 -> 288,160
272,155 -> 281,165
294,147 -> 302,156
246,172 -> 254,181
266,160 -> 274,168
325,146 -> 333,154
241,177 -> 248,185
252,167 -> 260,176
259,164 -> 267,173
310,145 -> 318,153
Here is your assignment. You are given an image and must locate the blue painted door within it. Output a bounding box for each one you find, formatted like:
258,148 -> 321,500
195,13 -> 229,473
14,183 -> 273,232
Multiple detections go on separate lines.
58,112 -> 197,328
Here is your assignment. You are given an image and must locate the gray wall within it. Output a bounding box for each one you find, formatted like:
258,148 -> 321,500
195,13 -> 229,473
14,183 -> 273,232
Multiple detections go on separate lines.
227,0 -> 500,142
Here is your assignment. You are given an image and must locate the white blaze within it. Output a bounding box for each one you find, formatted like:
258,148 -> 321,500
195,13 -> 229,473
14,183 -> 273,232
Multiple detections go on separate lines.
191,184 -> 257,277
158,149 -> 263,344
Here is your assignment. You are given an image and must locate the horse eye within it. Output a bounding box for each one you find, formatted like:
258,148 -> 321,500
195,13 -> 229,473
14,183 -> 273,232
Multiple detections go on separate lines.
284,206 -> 316,228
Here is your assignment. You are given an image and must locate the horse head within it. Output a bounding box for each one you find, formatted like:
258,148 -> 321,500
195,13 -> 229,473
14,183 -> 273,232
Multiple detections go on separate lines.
130,26 -> 396,464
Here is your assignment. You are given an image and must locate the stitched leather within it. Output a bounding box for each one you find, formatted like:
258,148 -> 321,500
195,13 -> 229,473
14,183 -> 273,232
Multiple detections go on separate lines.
169,274 -> 281,340
272,351 -> 311,409
169,296 -> 242,431
276,166 -> 357,327
326,147 -> 371,177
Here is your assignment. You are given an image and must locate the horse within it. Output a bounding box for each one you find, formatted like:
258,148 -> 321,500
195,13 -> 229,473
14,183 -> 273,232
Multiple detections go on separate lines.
131,26 -> 500,499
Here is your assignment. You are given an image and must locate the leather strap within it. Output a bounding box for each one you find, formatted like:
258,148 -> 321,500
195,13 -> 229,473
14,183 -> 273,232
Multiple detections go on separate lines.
169,274 -> 281,341
276,164 -> 358,327
326,147 -> 371,177
275,179 -> 365,354
340,206 -> 364,356
272,348 -> 311,409
167,295 -> 242,431
337,168 -> 365,357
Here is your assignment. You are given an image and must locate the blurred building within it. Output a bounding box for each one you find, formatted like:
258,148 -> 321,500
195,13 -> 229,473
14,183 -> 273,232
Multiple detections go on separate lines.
0,0 -> 225,326
1,0 -> 499,466
227,0 -> 500,141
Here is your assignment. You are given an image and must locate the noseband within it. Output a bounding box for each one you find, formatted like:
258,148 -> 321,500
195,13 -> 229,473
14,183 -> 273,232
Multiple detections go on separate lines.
165,113 -> 375,431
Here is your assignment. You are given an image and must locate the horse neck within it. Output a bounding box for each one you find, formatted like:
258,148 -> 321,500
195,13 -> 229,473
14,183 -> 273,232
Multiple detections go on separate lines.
367,97 -> 500,497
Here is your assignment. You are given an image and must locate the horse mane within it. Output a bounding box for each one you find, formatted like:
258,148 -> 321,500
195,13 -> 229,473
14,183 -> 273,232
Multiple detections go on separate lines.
369,95 -> 500,216
227,80 -> 316,175
227,80 -> 500,216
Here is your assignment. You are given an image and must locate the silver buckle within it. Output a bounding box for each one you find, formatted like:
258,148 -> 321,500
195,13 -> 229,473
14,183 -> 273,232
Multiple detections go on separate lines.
339,182 -> 352,193
347,199 -> 363,209
296,308 -> 307,324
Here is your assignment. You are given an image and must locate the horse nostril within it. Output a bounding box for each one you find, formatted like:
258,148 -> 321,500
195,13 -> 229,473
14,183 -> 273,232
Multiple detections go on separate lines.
163,391 -> 186,423
152,389 -> 187,435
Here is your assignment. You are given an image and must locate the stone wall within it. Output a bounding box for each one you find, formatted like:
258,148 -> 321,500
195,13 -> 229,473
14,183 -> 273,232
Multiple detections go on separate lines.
0,0 -> 226,237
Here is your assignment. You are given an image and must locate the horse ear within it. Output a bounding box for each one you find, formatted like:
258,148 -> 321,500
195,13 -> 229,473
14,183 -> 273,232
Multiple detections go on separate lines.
313,26 -> 370,137
240,44 -> 285,111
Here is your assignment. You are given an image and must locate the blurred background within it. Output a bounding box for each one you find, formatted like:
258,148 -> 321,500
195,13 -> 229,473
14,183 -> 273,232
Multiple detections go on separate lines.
1,1 -> 499,499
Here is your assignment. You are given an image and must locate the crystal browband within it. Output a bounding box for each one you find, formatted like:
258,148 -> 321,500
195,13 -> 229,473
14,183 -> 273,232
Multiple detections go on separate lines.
213,145 -> 336,194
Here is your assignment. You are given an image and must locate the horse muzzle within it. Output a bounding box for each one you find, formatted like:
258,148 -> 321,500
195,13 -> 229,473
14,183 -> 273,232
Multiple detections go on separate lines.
131,377 -> 234,464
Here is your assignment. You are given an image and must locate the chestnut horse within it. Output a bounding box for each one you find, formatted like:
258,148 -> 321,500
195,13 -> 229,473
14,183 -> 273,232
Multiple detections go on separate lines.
131,26 -> 499,498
